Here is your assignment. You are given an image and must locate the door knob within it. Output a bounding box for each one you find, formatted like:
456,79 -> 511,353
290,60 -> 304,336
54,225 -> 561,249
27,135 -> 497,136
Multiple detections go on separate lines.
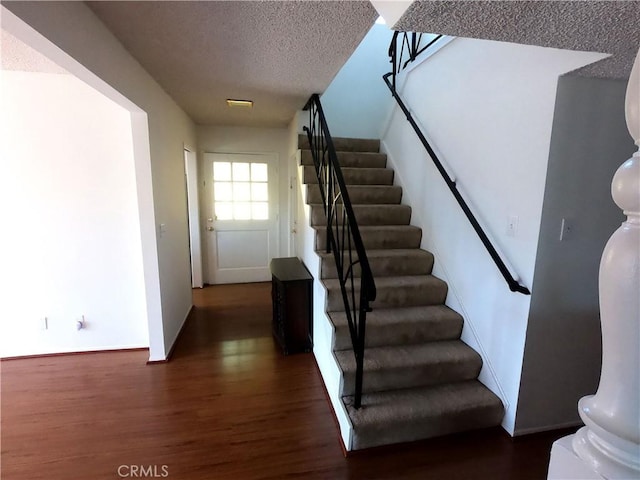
207,226 -> 214,231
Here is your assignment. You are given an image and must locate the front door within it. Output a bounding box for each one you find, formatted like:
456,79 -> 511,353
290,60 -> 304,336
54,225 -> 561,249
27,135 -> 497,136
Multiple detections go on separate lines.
205,152 -> 279,284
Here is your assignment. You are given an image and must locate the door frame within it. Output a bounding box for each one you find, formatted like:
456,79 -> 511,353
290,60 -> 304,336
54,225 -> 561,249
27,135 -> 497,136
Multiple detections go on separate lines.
204,151 -> 280,284
184,146 -> 203,288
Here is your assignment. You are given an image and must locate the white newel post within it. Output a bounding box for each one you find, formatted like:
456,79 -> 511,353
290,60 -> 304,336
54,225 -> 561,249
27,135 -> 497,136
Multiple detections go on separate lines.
548,49 -> 640,479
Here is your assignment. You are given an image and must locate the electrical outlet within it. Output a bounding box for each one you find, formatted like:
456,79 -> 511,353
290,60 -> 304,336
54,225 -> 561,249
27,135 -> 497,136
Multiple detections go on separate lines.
507,215 -> 519,237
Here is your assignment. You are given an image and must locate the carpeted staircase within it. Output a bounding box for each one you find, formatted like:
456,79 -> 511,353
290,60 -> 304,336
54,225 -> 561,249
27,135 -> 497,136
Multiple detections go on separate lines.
299,135 -> 504,450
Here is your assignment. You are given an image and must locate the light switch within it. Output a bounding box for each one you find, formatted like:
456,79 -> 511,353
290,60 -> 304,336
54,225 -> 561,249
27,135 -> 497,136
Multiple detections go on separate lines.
559,218 -> 572,241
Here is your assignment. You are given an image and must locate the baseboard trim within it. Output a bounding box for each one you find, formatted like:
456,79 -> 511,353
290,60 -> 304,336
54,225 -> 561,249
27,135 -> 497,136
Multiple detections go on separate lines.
1,347 -> 149,361
146,358 -> 169,364
513,421 -> 583,437
147,305 -> 193,365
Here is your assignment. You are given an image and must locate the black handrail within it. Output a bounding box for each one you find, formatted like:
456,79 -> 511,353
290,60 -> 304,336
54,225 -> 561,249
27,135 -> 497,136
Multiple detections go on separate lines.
303,94 -> 377,408
385,32 -> 530,295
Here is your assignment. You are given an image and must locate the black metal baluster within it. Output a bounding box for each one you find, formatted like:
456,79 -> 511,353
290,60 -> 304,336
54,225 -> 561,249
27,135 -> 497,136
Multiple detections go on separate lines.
303,94 -> 377,409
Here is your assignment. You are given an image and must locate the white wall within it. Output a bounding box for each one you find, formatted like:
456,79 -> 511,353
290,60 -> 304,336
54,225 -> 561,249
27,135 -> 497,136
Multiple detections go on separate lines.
196,125 -> 291,281
320,23 -> 394,139
0,71 -> 148,357
381,37 -> 608,434
3,3 -> 198,360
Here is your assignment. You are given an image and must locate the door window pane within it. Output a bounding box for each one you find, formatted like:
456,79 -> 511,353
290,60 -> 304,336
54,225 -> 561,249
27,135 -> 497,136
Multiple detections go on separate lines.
214,160 -> 270,220
251,163 -> 268,182
233,182 -> 251,202
232,162 -> 250,182
214,182 -> 233,201
215,202 -> 234,220
213,162 -> 231,181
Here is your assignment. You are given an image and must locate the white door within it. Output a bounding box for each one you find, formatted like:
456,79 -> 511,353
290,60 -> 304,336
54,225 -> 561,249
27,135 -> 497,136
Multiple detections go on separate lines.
205,152 -> 279,284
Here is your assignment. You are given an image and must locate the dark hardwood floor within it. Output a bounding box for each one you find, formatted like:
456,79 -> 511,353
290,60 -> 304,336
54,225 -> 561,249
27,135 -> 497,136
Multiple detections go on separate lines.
1,282 -> 573,479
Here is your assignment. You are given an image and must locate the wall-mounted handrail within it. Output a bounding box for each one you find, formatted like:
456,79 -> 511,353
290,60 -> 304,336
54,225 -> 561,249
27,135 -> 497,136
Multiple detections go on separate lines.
303,94 -> 377,408
385,32 -> 530,295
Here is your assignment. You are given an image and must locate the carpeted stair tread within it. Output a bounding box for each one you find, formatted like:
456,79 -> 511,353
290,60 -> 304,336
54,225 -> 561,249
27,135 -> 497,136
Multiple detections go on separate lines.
299,134 -> 505,450
314,225 -> 422,250
329,305 -> 462,350
301,149 -> 387,169
319,249 -> 433,279
310,204 -> 411,227
306,185 -> 402,205
299,134 -> 380,153
303,165 -> 393,186
335,341 -> 482,395
324,275 -> 447,311
343,381 -> 505,450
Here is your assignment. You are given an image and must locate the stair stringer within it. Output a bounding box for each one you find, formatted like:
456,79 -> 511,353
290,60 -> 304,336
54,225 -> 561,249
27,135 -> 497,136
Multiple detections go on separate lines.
379,139 -> 511,420
295,161 -> 355,451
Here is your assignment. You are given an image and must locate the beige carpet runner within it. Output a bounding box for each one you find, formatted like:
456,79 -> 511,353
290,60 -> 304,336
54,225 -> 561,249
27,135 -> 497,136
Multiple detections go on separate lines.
300,135 -> 504,450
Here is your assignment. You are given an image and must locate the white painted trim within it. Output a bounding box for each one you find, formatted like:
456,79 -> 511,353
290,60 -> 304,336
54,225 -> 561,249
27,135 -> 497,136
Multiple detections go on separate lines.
381,139 -> 511,417
287,150 -> 301,256
184,146 -> 203,288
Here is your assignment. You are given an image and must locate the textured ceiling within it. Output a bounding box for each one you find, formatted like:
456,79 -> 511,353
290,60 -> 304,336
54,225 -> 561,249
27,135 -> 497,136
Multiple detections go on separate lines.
86,1 -> 377,127
394,0 -> 640,79
1,28 -> 69,74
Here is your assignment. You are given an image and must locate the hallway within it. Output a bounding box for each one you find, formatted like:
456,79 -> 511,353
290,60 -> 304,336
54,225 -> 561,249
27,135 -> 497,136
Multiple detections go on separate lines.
1,283 -> 572,479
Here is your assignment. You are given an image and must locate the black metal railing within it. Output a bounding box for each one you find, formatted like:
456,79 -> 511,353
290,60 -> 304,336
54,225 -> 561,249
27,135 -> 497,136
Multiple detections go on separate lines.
303,94 -> 377,408
388,31 -> 443,92
384,32 -> 530,295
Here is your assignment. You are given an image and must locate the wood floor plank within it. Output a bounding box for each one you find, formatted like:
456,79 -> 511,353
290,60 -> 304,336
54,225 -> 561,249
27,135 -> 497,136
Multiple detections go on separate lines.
1,282 -> 573,479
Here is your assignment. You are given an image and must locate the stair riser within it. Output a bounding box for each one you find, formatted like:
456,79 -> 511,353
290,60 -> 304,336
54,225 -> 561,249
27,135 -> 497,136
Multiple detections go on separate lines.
299,134 -> 504,450
310,205 -> 411,227
332,319 -> 462,350
301,150 -> 387,169
299,135 -> 380,153
325,283 -> 447,311
350,404 -> 504,450
340,358 -> 482,396
321,254 -> 433,279
306,186 -> 402,205
314,228 -> 422,250
303,166 -> 394,186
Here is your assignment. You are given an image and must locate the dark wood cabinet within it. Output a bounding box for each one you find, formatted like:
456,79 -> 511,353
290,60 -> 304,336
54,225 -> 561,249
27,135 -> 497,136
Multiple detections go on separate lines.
270,257 -> 313,355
